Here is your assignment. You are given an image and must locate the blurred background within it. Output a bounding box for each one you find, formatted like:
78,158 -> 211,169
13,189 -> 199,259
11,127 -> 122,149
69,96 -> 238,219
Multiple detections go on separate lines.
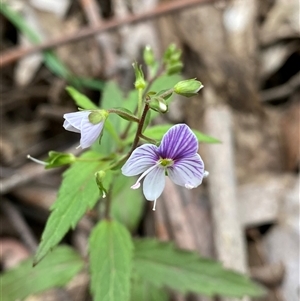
0,0 -> 299,301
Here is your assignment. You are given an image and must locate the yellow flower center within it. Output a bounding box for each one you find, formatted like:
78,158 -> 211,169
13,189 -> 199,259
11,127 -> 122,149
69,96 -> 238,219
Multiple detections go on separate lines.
159,158 -> 174,167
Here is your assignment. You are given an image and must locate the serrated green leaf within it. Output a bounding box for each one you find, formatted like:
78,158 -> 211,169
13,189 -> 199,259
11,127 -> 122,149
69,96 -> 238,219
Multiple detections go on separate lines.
89,220 -> 133,301
142,124 -> 220,144
1,246 -> 83,301
34,151 -> 111,264
94,82 -> 124,154
66,86 -> 98,109
111,174 -> 145,232
130,274 -> 169,301
133,239 -> 266,298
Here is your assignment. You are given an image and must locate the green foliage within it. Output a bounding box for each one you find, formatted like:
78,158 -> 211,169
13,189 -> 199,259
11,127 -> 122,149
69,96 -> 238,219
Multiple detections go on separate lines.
111,174 -> 145,232
89,220 -> 133,301
34,151 -> 112,264
130,124 -> 220,144
66,86 -> 98,109
1,246 -> 83,301
130,275 -> 169,301
45,151 -> 76,169
94,82 -> 125,154
133,239 -> 265,298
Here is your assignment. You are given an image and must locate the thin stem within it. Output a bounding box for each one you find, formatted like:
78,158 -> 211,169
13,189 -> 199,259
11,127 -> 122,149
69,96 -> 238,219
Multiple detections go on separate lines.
139,134 -> 157,144
137,88 -> 144,118
104,186 -> 113,220
129,104 -> 150,156
108,108 -> 139,123
120,65 -> 164,140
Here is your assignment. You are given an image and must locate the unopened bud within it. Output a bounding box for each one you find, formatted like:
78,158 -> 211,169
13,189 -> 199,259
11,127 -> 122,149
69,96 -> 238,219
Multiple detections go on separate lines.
143,45 -> 155,67
95,170 -> 107,198
132,62 -> 146,90
149,96 -> 168,113
174,79 -> 203,97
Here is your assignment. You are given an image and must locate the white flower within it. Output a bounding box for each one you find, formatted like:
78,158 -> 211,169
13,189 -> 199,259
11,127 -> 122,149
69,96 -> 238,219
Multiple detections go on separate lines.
63,110 -> 108,149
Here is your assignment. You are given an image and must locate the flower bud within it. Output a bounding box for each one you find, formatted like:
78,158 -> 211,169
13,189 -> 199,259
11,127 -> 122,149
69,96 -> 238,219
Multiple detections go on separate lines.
95,170 -> 107,198
143,45 -> 155,67
148,96 -> 168,113
132,62 -> 146,90
27,151 -> 76,169
46,151 -> 76,169
166,62 -> 183,75
174,79 -> 203,97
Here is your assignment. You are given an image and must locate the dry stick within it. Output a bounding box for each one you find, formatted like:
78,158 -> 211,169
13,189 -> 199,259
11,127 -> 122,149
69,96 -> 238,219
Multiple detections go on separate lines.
260,71 -> 300,102
79,0 -> 117,77
204,105 -> 249,301
0,198 -> 38,253
0,0 -> 214,67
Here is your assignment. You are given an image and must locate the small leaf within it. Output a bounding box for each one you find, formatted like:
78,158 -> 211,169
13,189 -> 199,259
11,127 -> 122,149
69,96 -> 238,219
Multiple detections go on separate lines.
34,151 -> 111,264
94,82 -> 124,154
142,124 -> 220,144
192,128 -> 221,143
1,246 -> 83,301
111,174 -> 145,232
133,239 -> 266,298
142,110 -> 151,133
130,274 -> 169,301
89,220 -> 133,301
66,86 -> 98,109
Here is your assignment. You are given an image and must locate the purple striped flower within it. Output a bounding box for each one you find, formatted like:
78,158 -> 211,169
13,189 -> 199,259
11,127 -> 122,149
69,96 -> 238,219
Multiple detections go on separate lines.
63,110 -> 108,149
122,124 -> 206,210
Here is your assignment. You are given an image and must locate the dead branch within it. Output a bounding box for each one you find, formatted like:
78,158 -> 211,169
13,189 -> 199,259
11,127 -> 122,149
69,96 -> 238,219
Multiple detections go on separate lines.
0,199 -> 38,253
0,0 -> 214,67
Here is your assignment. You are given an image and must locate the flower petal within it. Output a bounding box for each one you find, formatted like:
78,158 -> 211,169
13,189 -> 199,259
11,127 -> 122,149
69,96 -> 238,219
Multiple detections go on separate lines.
79,115 -> 104,149
158,124 -> 198,160
168,153 -> 204,188
143,166 -> 165,201
122,144 -> 159,176
63,111 -> 89,131
63,120 -> 81,133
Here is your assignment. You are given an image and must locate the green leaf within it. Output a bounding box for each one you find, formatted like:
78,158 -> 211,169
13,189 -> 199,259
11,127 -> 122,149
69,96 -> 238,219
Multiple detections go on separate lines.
94,82 -> 124,154
34,151 -> 111,264
142,124 -> 220,144
133,239 -> 266,298
192,128 -> 220,143
111,174 -> 145,232
66,86 -> 98,109
75,77 -> 104,91
1,246 -> 83,301
89,220 -> 133,301
130,275 -> 169,301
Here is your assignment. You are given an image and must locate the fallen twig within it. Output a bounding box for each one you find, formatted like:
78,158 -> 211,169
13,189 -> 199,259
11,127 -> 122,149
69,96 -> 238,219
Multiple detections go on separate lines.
260,71 -> 300,102
0,199 -> 38,253
0,0 -> 214,67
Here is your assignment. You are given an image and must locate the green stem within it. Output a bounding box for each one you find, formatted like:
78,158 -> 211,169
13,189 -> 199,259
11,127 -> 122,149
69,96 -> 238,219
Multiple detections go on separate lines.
104,188 -> 112,220
129,104 -> 150,156
137,88 -> 144,118
108,108 -> 139,123
139,134 -> 157,144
